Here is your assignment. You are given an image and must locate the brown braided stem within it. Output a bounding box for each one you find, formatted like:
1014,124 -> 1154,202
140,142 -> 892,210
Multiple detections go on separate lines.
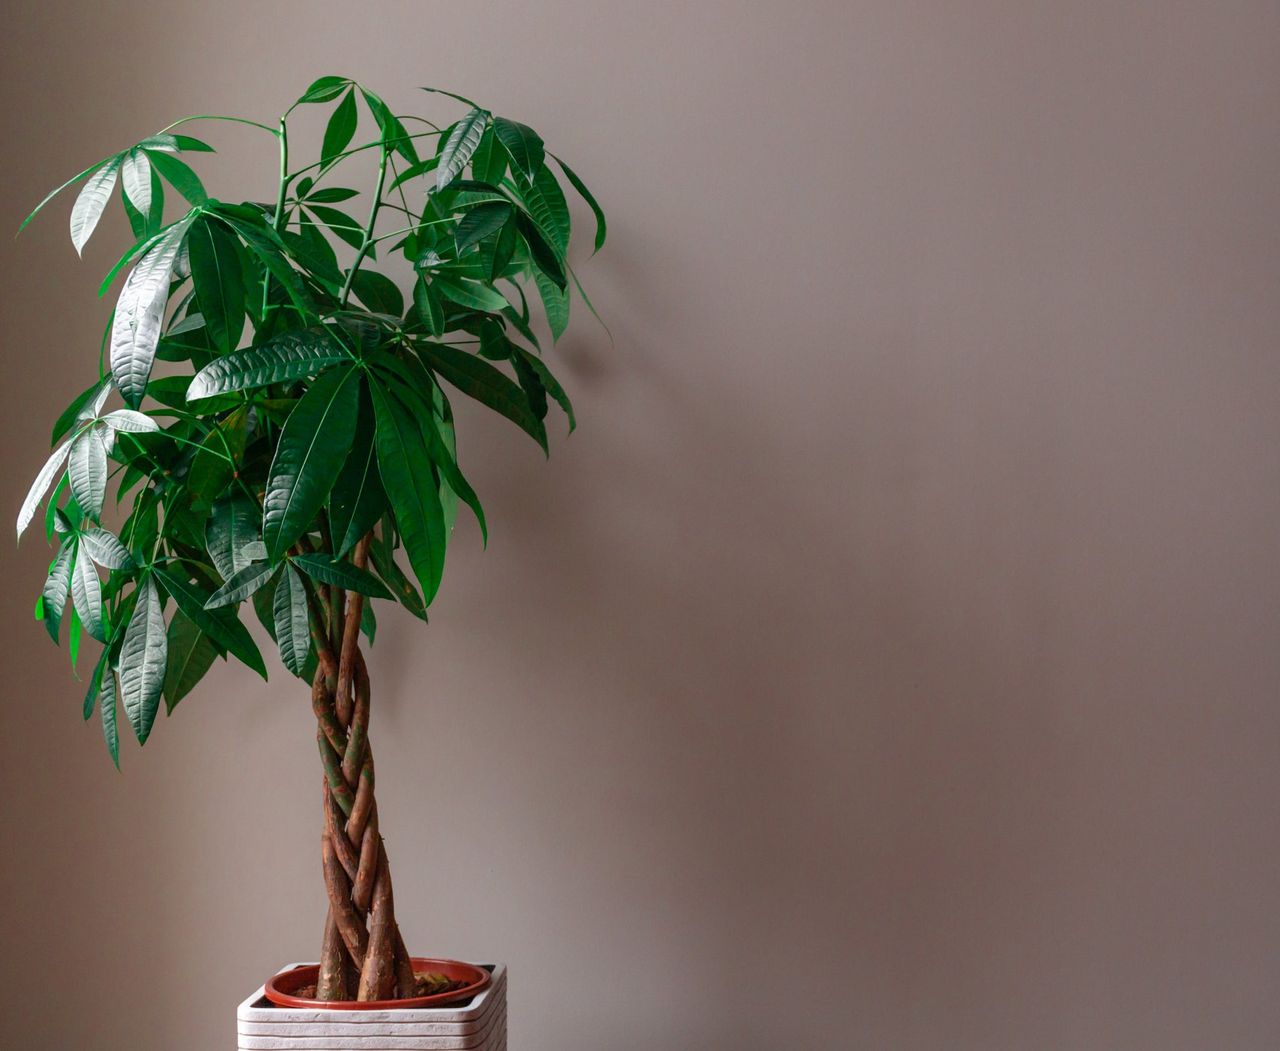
311,535 -> 417,1002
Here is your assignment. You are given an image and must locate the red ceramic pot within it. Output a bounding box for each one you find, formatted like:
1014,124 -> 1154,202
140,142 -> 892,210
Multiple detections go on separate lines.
263,958 -> 490,1011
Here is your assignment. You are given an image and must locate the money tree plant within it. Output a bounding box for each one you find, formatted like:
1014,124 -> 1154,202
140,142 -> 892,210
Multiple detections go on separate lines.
15,76 -> 605,1002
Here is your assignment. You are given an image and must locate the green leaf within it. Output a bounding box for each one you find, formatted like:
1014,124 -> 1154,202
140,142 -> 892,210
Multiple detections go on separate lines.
53,375 -> 113,444
349,269 -> 404,316
429,272 -> 510,313
553,154 -> 606,254
455,201 -> 512,255
67,426 -> 109,522
19,156 -> 111,236
42,544 -> 75,644
84,645 -> 108,719
322,88 -> 360,167
307,203 -> 364,250
110,217 -> 195,407
206,493 -> 261,580
418,342 -> 548,452
298,76 -> 350,104
119,576 -> 166,744
292,553 -> 391,600
17,442 -> 71,539
173,134 -> 215,153
121,150 -> 154,220
146,150 -> 208,206
517,213 -> 566,290
70,157 -> 122,255
263,366 -> 359,559
369,532 -> 429,620
187,217 -> 245,354
163,611 -> 219,713
360,88 -> 418,165
152,566 -> 267,678
306,187 -> 359,203
100,667 -> 120,769
328,389 -> 386,556
521,164 -> 570,256
470,126 -> 507,185
534,267 -> 569,342
80,527 -> 135,570
188,329 -> 350,400
370,381 -> 447,605
71,546 -> 105,642
412,275 -> 444,336
204,561 -> 276,609
101,408 -> 160,437
493,117 -> 544,184
436,107 -> 489,191
272,564 -> 311,675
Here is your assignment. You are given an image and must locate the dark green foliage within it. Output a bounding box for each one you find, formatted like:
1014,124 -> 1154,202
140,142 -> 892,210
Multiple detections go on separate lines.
16,79 -> 606,763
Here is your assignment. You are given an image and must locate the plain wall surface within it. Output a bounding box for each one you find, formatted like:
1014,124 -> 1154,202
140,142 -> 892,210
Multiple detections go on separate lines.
2,3 -> 1278,1048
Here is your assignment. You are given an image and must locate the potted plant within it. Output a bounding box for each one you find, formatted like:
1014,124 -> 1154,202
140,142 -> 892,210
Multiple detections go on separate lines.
16,76 -> 605,1045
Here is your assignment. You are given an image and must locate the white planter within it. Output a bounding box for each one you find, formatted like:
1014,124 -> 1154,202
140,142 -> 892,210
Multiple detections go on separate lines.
238,962 -> 506,1051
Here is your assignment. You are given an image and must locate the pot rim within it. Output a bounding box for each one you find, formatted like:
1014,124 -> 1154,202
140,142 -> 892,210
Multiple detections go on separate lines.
263,957 -> 490,1011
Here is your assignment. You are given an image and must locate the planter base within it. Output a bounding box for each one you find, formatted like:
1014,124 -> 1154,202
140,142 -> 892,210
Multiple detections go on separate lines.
238,961 -> 506,1050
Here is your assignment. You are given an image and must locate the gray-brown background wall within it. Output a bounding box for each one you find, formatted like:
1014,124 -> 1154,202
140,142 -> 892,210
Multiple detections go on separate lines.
1,3 -> 1278,1048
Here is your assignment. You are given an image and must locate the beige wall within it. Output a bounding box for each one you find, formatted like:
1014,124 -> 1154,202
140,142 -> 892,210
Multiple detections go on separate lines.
2,2 -> 1279,1048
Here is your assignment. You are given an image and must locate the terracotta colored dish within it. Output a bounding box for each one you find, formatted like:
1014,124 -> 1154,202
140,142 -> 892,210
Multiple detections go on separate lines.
263,958 -> 490,1011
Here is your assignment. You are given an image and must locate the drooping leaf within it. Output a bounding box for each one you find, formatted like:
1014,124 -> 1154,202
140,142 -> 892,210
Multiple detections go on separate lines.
187,216 -> 245,354
412,275 -> 445,336
204,561 -> 276,609
42,544 -> 76,644
470,126 -> 507,185
110,217 -> 194,407
206,493 -> 261,581
121,150 -> 154,220
163,611 -> 219,713
493,117 -> 544,184
370,380 -> 447,605
369,526 -> 429,620
79,527 -> 135,570
100,667 -> 120,768
272,564 -> 311,675
534,267 -> 569,341
360,87 -> 418,165
417,342 -> 548,452
322,88 -> 359,167
71,548 -> 105,642
187,329 -> 350,400
553,154 -> 606,254
263,366 -> 359,560
67,426 -> 109,522
119,576 -> 166,743
349,269 -> 403,316
517,213 -> 566,290
520,164 -> 570,256
328,389 -> 386,556
152,566 -> 267,678
17,442 -> 71,539
436,107 -> 489,191
292,553 -> 392,599
69,157 -> 122,255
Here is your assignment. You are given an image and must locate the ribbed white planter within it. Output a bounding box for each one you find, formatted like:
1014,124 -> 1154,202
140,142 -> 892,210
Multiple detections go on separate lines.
238,962 -> 506,1051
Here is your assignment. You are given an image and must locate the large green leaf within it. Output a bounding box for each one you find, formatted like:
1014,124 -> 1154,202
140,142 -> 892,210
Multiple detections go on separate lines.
204,561 -> 276,609
349,270 -> 404,316
493,117 -> 544,184
412,275 -> 445,336
163,611 -> 219,713
470,126 -> 507,185
70,157 -> 122,256
514,346 -> 575,431
417,342 -> 548,452
369,533 -> 429,620
187,216 -> 245,354
206,493 -> 261,580
70,547 -> 105,641
534,267 -> 569,342
146,150 -> 208,206
520,164 -> 570,256
328,389 -> 386,556
455,201 -> 512,256
292,553 -> 391,599
42,544 -> 75,644
67,426 -> 109,521
152,566 -> 267,678
119,576 -> 166,744
322,88 -> 359,167
110,217 -> 194,408
188,329 -> 350,400
370,380 -> 447,605
272,564 -> 311,675
436,107 -> 489,191
17,442 -> 71,539
297,75 -> 350,104
79,527 -> 135,570
121,150 -> 153,220
263,366 -> 360,559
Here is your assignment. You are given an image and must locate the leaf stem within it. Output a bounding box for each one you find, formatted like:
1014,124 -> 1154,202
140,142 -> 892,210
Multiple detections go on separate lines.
339,147 -> 390,308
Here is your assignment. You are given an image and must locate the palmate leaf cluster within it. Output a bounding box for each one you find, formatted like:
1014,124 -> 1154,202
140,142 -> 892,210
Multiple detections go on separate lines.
16,78 -> 605,766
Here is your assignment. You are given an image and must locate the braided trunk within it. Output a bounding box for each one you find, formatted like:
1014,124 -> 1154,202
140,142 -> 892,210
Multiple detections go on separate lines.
309,536 -> 416,1001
